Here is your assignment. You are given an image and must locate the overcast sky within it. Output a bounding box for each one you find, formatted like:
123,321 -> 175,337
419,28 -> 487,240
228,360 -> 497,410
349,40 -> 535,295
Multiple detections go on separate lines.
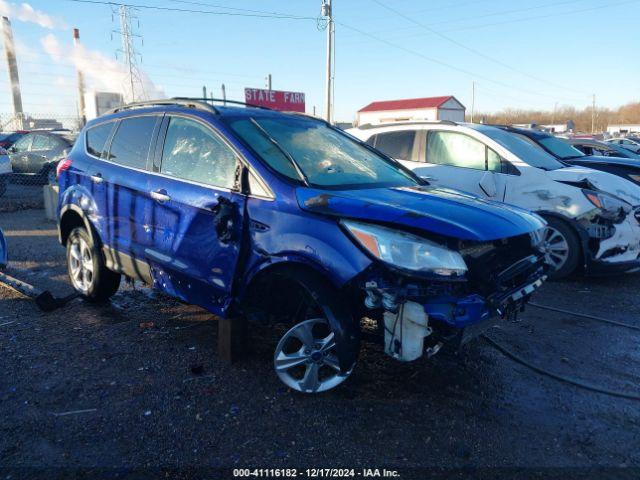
0,0 -> 638,121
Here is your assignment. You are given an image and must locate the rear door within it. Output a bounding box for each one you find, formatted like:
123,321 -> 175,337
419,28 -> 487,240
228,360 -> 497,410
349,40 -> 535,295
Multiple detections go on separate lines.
415,130 -> 507,200
143,114 -> 246,314
100,115 -> 162,266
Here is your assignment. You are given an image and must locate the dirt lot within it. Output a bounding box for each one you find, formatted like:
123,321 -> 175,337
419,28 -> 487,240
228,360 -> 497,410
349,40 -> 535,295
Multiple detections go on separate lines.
1,208 -> 640,479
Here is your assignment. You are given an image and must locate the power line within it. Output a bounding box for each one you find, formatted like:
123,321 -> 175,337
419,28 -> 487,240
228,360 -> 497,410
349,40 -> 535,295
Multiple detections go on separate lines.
335,20 -> 582,102
65,0 -> 317,20
369,0 -> 590,98
167,0 -> 312,18
349,0 -> 585,37
443,0 -> 640,33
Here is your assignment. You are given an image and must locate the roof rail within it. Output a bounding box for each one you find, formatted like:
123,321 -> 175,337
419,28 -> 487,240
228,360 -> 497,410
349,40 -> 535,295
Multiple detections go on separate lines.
172,97 -> 273,111
105,98 -> 218,115
356,120 -> 458,130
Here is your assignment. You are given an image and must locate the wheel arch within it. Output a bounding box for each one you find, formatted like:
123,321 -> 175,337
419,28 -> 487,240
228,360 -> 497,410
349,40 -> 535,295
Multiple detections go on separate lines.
536,210 -> 588,270
58,204 -> 101,248
238,259 -> 360,372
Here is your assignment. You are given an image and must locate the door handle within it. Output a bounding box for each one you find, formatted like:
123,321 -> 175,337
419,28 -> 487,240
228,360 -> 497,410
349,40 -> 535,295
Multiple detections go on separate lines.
150,189 -> 171,202
90,173 -> 104,184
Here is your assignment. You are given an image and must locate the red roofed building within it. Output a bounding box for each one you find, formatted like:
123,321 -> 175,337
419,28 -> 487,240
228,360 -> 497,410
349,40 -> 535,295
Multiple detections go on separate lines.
356,95 -> 466,126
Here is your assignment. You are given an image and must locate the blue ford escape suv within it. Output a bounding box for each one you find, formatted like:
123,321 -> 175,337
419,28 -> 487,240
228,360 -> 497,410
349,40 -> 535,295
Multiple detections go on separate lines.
57,98 -> 547,393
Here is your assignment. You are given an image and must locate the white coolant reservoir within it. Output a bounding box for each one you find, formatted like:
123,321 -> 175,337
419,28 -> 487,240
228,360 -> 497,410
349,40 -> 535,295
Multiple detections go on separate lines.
384,301 -> 432,362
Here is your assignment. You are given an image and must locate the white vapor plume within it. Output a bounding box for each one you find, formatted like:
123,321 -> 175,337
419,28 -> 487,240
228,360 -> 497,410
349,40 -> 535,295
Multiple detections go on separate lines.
0,0 -> 67,29
41,34 -> 165,103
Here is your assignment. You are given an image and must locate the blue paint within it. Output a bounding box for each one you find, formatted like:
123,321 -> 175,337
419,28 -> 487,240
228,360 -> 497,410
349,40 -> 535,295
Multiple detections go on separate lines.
58,104 -> 545,343
0,228 -> 6,269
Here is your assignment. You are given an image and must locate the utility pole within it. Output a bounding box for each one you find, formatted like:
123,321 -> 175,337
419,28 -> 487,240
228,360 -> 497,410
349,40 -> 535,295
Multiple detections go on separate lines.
470,81 -> 475,123
221,83 -> 226,105
73,28 -> 86,126
591,94 -> 596,134
266,74 -> 272,90
117,5 -> 145,102
321,0 -> 334,123
552,102 -> 558,125
1,17 -> 23,129
202,85 -> 207,99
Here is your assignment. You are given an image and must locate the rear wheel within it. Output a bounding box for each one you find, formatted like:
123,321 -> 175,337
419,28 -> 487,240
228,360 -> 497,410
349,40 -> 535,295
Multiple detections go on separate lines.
540,217 -> 580,279
66,227 -> 120,302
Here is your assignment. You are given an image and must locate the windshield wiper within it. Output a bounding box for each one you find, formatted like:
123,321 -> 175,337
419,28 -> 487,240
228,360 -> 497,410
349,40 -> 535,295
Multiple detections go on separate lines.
248,118 -> 310,186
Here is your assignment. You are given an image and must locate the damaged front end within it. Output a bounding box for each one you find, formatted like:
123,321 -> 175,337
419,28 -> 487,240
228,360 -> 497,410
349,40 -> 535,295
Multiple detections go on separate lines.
348,226 -> 547,362
575,188 -> 640,273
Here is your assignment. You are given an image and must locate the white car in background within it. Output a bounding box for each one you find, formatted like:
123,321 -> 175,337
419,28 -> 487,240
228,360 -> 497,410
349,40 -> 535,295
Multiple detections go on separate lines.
0,146 -> 12,197
348,122 -> 640,279
605,136 -> 640,154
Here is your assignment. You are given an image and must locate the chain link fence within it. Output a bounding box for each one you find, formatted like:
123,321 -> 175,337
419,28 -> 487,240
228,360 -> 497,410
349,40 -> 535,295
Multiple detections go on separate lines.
0,113 -> 81,215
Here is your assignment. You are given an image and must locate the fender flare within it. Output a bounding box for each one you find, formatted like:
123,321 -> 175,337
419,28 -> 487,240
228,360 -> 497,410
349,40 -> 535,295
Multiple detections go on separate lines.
238,258 -> 360,372
58,203 -> 100,247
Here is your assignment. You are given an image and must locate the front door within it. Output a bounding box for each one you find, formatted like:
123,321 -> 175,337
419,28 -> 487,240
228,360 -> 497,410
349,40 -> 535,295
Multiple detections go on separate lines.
143,115 -> 246,315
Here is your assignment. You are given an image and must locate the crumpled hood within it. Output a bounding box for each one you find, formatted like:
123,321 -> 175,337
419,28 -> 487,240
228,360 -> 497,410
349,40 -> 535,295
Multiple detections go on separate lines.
547,166 -> 640,206
297,185 -> 545,242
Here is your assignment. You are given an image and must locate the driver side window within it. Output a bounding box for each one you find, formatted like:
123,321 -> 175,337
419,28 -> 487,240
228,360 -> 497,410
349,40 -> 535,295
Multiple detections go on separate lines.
160,116 -> 239,189
426,131 -> 486,170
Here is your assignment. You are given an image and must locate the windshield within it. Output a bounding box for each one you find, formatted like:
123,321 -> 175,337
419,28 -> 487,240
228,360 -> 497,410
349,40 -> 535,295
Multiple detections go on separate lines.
533,136 -> 585,160
472,125 -> 566,171
227,115 -> 418,189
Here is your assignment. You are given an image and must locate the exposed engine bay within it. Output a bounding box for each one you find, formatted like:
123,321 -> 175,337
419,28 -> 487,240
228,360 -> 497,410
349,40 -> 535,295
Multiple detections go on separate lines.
358,233 -> 547,362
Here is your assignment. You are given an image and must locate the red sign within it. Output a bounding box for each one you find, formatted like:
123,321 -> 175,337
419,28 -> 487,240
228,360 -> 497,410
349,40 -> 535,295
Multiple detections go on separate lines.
244,88 -> 306,113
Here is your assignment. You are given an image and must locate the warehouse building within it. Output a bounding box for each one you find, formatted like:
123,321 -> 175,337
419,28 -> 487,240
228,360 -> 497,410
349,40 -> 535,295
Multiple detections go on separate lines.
356,95 -> 466,126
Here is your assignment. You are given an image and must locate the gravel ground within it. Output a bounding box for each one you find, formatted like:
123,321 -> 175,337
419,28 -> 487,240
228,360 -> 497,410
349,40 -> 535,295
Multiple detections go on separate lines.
1,209 -> 640,479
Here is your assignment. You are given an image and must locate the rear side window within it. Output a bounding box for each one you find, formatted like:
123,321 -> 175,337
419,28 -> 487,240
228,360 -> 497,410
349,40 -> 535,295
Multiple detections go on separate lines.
107,116 -> 157,169
31,135 -> 57,151
160,116 -> 239,189
12,135 -> 32,152
373,131 -> 416,161
427,131 -> 485,170
86,123 -> 114,159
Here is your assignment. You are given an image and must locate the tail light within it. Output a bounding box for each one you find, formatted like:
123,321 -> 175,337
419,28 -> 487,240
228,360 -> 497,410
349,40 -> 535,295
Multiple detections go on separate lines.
56,158 -> 72,179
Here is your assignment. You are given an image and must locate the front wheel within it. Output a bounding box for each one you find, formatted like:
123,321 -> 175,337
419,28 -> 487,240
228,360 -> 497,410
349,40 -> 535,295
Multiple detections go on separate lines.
274,318 -> 352,393
540,217 -> 581,280
66,227 -> 121,302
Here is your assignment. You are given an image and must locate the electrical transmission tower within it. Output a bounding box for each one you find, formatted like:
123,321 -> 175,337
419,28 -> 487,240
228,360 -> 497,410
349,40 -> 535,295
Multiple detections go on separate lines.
113,4 -> 146,102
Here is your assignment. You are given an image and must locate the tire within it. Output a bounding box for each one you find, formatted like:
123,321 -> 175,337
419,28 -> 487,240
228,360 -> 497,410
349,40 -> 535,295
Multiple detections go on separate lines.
271,271 -> 358,394
0,177 -> 6,197
540,216 -> 581,280
66,227 -> 121,302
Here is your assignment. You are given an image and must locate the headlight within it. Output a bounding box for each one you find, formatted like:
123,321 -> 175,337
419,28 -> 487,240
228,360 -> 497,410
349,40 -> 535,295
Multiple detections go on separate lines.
529,227 -> 546,251
582,189 -> 631,220
342,220 -> 467,277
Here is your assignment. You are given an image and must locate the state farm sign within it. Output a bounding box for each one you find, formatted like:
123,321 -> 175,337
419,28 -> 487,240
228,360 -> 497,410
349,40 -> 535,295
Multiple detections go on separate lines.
244,88 -> 306,113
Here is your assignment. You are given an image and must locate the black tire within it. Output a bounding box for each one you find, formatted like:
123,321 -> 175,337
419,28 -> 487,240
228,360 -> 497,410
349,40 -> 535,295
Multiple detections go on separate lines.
66,227 -> 121,302
268,268 -> 359,393
0,177 -> 6,197
541,216 -> 581,280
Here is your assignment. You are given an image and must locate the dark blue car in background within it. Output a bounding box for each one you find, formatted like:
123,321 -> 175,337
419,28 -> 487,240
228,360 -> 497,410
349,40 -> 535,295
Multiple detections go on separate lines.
57,99 -> 547,393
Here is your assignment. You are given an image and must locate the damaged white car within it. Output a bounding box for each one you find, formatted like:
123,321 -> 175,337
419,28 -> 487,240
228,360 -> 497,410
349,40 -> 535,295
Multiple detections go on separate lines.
348,122 -> 640,278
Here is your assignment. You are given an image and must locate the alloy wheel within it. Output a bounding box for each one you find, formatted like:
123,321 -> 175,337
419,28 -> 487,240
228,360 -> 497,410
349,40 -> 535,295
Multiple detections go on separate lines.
541,226 -> 570,272
69,236 -> 94,293
274,318 -> 351,393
